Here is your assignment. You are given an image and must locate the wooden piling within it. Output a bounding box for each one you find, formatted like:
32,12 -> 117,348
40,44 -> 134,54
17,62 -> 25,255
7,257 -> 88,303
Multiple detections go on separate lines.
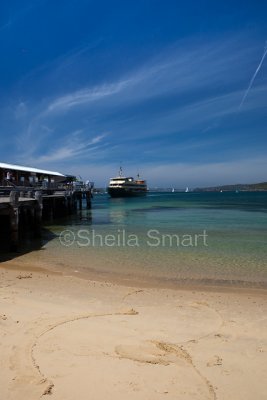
34,191 -> 43,237
86,191 -> 91,209
9,191 -> 19,251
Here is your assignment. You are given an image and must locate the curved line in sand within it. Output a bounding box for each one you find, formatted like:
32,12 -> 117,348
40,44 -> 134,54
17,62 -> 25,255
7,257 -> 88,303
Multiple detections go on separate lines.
31,306 -> 218,399
154,341 -> 217,400
30,309 -> 138,397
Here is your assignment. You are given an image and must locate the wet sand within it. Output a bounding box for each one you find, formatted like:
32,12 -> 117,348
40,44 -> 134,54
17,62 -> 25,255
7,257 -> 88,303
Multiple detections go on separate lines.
1,260 -> 267,400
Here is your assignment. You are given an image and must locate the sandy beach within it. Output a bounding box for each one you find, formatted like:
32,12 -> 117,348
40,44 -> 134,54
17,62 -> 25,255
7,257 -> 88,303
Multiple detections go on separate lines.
1,260 -> 267,400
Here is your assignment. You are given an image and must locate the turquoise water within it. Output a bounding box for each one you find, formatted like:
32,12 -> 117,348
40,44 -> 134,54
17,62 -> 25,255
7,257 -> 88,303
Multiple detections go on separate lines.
38,191 -> 267,288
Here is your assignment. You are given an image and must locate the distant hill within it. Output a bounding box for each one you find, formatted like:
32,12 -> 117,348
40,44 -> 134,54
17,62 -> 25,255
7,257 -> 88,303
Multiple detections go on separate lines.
194,182 -> 267,192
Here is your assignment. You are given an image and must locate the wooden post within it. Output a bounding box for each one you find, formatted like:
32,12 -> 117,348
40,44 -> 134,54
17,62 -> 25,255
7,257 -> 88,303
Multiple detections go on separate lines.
9,191 -> 19,251
74,192 -> 82,210
48,198 -> 55,221
79,193 -> 82,210
68,191 -> 76,213
67,195 -> 72,214
34,191 -> 43,236
64,192 -> 68,216
86,191 -> 91,209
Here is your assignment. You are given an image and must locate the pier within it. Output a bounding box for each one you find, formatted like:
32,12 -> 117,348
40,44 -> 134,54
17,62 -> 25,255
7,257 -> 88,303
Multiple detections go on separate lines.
0,188 -> 92,251
0,162 -> 93,251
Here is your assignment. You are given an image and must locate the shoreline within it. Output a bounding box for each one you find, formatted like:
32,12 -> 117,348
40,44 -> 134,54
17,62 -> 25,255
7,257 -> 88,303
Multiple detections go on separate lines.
1,255 -> 267,296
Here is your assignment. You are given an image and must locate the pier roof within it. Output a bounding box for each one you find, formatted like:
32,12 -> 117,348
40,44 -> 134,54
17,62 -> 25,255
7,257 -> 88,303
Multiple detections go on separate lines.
0,162 -> 65,177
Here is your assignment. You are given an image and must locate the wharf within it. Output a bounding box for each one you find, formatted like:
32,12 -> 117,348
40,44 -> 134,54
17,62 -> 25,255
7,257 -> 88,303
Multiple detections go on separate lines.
0,187 -> 92,251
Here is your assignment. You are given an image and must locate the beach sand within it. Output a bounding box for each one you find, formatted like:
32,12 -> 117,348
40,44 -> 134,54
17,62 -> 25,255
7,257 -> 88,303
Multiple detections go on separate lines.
1,260 -> 267,400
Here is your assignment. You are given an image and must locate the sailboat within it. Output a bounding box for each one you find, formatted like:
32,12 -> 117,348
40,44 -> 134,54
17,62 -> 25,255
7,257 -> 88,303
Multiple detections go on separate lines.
185,187 -> 189,193
171,188 -> 175,193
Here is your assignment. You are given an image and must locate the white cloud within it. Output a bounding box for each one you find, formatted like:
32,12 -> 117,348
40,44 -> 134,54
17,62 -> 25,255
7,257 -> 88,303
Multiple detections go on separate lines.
9,33 -> 267,185
30,133 -> 107,163
47,80 -> 133,112
43,35 -> 258,117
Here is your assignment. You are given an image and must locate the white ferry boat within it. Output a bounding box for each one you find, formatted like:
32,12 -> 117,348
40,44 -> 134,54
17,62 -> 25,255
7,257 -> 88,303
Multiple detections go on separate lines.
108,168 -> 147,197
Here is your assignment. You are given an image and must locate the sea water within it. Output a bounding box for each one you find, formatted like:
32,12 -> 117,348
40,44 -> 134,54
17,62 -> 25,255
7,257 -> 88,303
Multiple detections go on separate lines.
18,191 -> 267,288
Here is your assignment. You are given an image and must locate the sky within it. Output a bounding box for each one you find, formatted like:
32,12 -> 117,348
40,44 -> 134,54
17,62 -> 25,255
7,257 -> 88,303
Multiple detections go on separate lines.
0,0 -> 266,188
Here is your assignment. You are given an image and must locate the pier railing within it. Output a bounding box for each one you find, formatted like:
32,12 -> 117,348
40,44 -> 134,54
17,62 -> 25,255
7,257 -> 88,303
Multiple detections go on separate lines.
1,179 -> 68,190
0,180 -> 93,197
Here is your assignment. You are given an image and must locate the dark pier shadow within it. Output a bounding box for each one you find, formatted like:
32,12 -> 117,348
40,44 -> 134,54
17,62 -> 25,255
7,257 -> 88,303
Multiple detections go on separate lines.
0,226 -> 57,263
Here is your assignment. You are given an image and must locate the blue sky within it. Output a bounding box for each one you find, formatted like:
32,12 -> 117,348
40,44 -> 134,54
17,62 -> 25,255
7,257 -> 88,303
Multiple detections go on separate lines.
0,0 -> 266,187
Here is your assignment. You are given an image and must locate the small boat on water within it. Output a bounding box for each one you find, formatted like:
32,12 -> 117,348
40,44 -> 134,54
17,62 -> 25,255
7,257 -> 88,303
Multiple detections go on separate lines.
108,168 -> 148,198
185,187 -> 189,193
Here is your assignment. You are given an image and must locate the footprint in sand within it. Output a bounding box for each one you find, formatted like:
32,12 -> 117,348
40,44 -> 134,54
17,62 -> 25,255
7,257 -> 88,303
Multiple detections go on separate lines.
207,355 -> 223,367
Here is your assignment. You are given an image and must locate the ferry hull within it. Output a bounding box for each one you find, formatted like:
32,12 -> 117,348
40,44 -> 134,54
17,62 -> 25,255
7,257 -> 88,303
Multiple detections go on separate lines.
108,187 -> 147,198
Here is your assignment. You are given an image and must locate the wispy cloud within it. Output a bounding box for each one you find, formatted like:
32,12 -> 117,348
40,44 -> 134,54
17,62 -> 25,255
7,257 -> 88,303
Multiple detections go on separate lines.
40,35 -> 266,129
27,132 -> 107,164
7,33 -> 267,183
47,79 -> 133,112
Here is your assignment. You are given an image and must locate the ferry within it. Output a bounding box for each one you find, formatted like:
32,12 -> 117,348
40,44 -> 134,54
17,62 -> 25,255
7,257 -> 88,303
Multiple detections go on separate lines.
108,168 -> 147,197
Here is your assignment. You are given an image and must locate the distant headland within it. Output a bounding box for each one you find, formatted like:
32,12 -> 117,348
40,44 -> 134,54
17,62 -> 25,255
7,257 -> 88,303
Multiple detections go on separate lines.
194,181 -> 267,192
